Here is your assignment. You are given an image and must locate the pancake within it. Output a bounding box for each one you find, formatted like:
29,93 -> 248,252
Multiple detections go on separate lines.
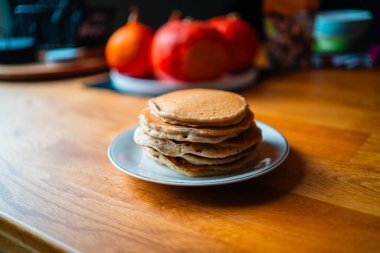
140,123 -> 229,144
145,146 -> 259,177
162,144 -> 258,165
134,124 -> 262,158
139,108 -> 253,143
148,89 -> 248,127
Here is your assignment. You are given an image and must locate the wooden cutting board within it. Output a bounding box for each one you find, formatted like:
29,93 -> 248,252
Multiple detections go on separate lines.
0,48 -> 107,81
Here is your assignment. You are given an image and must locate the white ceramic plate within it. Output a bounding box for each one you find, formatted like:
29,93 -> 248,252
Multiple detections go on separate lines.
108,121 -> 289,186
110,68 -> 258,96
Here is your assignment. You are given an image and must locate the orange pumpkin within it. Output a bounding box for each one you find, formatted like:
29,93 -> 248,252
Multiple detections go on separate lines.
106,8 -> 154,78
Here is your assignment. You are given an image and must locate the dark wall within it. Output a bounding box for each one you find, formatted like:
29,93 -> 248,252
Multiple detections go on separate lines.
87,0 -> 263,37
88,0 -> 379,43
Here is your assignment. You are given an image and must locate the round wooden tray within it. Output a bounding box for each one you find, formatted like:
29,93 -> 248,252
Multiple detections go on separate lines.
0,48 -> 108,81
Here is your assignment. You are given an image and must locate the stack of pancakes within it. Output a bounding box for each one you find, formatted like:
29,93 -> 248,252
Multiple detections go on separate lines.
134,89 -> 262,177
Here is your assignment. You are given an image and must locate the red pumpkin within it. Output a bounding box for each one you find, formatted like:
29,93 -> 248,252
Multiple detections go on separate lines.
150,19 -> 229,82
208,14 -> 259,72
105,9 -> 154,78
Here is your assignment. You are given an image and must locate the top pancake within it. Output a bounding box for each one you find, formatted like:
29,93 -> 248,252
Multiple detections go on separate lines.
148,89 -> 248,127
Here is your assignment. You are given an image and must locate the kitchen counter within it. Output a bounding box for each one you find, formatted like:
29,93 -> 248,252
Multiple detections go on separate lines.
0,69 -> 379,252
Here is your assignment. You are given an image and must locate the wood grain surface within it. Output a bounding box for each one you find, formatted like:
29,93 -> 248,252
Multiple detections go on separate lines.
0,70 -> 379,252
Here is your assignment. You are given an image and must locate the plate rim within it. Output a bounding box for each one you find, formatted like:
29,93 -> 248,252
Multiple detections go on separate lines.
108,121 -> 289,187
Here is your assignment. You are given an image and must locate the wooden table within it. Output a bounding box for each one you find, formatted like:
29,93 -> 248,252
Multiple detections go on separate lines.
0,69 -> 379,253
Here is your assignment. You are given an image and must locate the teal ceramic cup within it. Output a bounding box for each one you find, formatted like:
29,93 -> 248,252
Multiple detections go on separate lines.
313,10 -> 373,53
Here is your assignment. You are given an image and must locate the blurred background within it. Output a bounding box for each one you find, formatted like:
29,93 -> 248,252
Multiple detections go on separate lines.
1,0 -> 379,47
0,0 -> 379,75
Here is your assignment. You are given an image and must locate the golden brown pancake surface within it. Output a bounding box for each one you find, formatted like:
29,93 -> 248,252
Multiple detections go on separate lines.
148,89 -> 248,127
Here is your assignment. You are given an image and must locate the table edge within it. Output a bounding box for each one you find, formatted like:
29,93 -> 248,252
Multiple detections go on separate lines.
0,211 -> 79,253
